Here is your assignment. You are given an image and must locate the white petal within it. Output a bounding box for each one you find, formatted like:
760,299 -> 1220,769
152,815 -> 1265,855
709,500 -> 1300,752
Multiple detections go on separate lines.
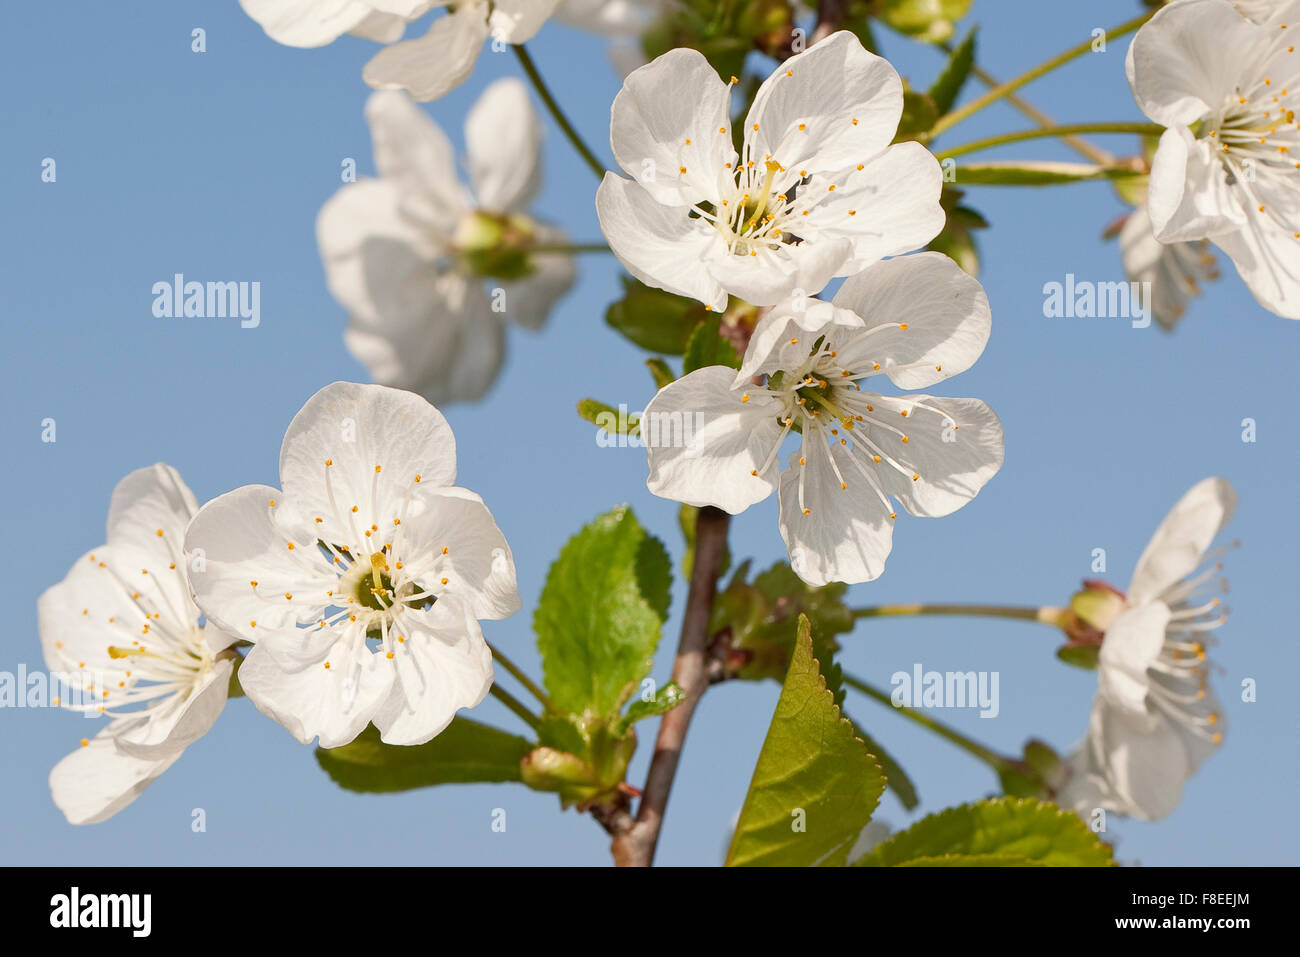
609,47 -> 736,206
1128,478 -> 1238,606
1213,208 -> 1300,318
363,4 -> 489,103
397,485 -> 521,619
746,31 -> 902,174
734,298 -> 851,384
278,383 -> 460,536
868,395 -> 1003,518
643,367 -> 784,514
1097,601 -> 1172,714
704,236 -> 853,306
113,660 -> 232,761
240,641 -> 393,749
596,173 -> 729,310
106,463 -> 199,549
371,594 -> 493,745
348,10 -> 413,43
1147,127 -> 1245,243
465,78 -> 543,213
239,0 -> 374,47
364,91 -> 468,227
1090,699 -> 1190,821
498,224 -> 576,330
778,438 -> 895,585
489,0 -> 563,43
831,252 -> 991,389
806,142 -> 945,270
184,484 -> 335,642
1127,0 -> 1262,127
49,735 -> 179,825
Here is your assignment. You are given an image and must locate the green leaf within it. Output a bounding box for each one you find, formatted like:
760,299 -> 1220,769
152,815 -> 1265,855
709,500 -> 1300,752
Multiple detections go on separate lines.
646,357 -> 676,390
605,276 -> 708,355
895,89 -> 939,142
577,398 -> 639,437
953,161 -> 1146,186
315,720 -> 531,793
855,797 -> 1115,867
616,680 -> 686,735
726,617 -> 885,867
534,506 -> 672,717
683,314 -> 742,374
929,28 -> 977,116
847,718 -> 920,811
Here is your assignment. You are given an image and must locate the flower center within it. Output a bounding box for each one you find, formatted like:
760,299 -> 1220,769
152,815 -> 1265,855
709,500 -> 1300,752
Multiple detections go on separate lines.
452,211 -> 538,280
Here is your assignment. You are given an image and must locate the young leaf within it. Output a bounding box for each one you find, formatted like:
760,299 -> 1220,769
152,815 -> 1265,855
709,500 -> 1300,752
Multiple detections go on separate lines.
315,721 -> 531,793
854,797 -> 1115,867
953,161 -> 1145,186
646,357 -> 676,390
606,276 -> 708,355
726,616 -> 885,867
616,680 -> 686,735
577,398 -> 639,437
930,28 -> 977,116
534,506 -> 671,717
682,314 -> 742,374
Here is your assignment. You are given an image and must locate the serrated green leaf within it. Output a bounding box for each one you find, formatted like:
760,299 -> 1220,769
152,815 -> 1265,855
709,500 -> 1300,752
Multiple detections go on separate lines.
616,680 -> 686,735
953,161 -> 1146,186
930,28 -> 977,115
847,718 -> 920,811
534,506 -> 672,717
683,314 -> 741,374
726,617 -> 885,867
855,797 -> 1115,867
315,720 -> 531,793
605,276 -> 708,355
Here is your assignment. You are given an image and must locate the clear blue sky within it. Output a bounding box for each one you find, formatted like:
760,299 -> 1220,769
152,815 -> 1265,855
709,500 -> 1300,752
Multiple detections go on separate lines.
2,1 -> 1295,866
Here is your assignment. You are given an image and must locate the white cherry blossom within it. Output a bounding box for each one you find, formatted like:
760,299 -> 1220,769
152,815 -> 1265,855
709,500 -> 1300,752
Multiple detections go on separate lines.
184,382 -> 520,748
1058,477 -> 1238,821
39,464 -> 235,824
318,81 -> 574,405
596,30 -> 945,311
1118,203 -> 1219,330
1128,0 -> 1300,317
642,252 -> 1002,586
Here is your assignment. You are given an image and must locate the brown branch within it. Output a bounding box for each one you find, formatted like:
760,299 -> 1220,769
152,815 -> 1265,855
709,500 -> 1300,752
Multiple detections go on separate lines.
812,0 -> 849,45
609,506 -> 732,866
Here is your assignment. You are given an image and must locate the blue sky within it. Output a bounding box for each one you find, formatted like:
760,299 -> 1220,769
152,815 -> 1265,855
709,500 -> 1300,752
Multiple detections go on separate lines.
1,1 -> 1296,866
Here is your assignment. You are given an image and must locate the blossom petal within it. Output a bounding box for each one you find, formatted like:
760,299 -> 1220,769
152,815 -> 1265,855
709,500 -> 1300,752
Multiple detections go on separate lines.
703,235 -> 853,306
609,47 -> 736,206
1127,0 -> 1263,127
363,4 -> 488,103
867,395 -> 1003,518
465,78 -> 542,213
238,0 -> 375,47
499,224 -> 576,330
831,252 -> 991,389
364,91 -> 468,228
112,659 -> 232,761
1090,699 -> 1189,821
1128,477 -> 1237,606
643,367 -> 784,514
1213,208 -> 1300,318
1147,127 -> 1245,242
746,30 -> 903,174
371,594 -> 493,745
777,438 -> 895,585
106,463 -> 199,549
596,173 -> 728,310
278,383 -> 460,537
396,485 -> 521,619
804,142 -> 944,270
489,0 -> 563,43
49,735 -> 179,825
1097,601 -> 1172,713
184,484 -> 334,641
239,640 -> 393,748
